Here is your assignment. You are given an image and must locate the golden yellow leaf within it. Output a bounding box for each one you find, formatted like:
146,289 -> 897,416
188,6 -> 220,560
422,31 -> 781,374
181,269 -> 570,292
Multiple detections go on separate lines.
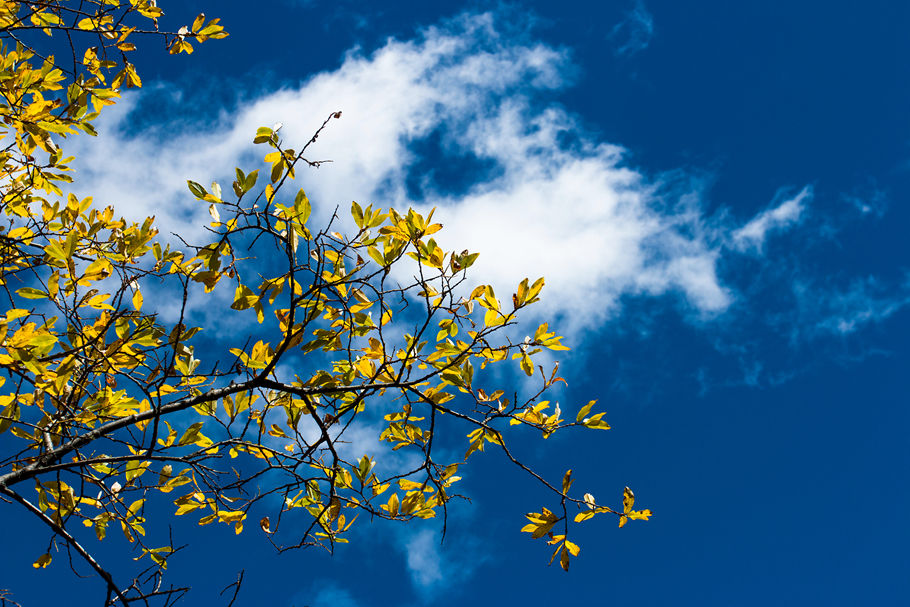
576,400 -> 595,422
387,492 -> 400,517
628,509 -> 652,521
562,469 -> 573,494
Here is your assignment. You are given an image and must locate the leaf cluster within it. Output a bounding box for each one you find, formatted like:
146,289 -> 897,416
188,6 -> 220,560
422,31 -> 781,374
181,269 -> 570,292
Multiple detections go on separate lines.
0,2 -> 649,604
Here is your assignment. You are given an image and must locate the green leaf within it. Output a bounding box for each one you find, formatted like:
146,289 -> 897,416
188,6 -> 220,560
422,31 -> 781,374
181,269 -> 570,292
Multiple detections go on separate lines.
351,201 -> 364,227
0,401 -> 21,434
294,189 -> 311,225
178,422 -> 204,446
16,287 -> 47,299
230,284 -> 257,310
253,127 -> 273,144
125,460 -> 150,482
187,180 -> 207,199
243,170 -> 259,192
44,240 -> 66,262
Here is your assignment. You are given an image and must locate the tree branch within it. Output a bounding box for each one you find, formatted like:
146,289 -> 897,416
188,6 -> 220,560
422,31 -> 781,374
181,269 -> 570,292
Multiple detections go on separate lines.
0,486 -> 129,605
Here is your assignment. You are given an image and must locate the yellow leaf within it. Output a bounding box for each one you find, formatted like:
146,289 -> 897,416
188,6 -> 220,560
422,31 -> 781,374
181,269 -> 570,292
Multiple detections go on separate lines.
522,508 -> 560,539
576,400 -> 595,423
520,352 -> 534,376
33,553 -> 52,569
623,486 -> 635,514
387,493 -> 400,517
17,287 -> 47,299
628,509 -> 652,521
0,401 -> 21,434
125,460 -> 150,481
230,283 -> 257,310
175,503 -> 202,516
132,288 -> 143,311
574,505 -> 614,522
95,517 -> 109,540
548,543 -> 561,566
574,511 -> 594,523
216,510 -> 245,522
128,499 -> 145,518
399,478 -> 425,491
561,469 -> 573,494
260,516 -> 271,533
582,412 -> 611,430
192,13 -> 206,32
177,422 -> 204,446
521,519 -> 553,538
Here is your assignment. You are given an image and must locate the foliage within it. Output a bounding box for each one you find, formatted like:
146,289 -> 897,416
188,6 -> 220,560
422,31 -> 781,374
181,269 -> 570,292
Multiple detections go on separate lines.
0,1 -> 648,603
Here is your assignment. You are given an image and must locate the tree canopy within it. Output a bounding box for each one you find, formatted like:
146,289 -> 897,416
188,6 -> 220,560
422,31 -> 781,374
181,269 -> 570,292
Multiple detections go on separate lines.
0,1 -> 649,603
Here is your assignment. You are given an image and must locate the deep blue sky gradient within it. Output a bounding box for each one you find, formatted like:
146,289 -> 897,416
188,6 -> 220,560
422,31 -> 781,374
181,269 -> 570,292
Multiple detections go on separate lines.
2,1 -> 909,605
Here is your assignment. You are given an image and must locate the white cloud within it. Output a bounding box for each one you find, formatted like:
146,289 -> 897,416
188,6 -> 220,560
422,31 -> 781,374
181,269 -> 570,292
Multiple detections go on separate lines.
404,529 -> 444,589
303,584 -> 362,607
395,526 -> 486,595
67,10 -> 809,335
731,186 -> 811,253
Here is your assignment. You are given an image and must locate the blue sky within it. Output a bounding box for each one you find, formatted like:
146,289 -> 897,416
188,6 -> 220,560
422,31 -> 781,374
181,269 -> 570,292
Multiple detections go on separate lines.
4,1 -> 910,605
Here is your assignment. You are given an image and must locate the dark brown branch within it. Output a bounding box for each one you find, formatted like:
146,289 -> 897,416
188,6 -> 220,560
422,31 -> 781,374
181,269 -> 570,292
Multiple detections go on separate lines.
0,486 -> 129,605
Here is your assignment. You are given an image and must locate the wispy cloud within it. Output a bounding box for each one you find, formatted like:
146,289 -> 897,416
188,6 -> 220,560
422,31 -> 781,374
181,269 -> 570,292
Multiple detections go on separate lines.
688,270 -> 910,390
842,183 -> 888,219
610,0 -> 655,57
301,583 -> 362,607
396,526 -> 485,595
731,186 -> 811,253
797,275 -> 910,336
404,529 -> 444,588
